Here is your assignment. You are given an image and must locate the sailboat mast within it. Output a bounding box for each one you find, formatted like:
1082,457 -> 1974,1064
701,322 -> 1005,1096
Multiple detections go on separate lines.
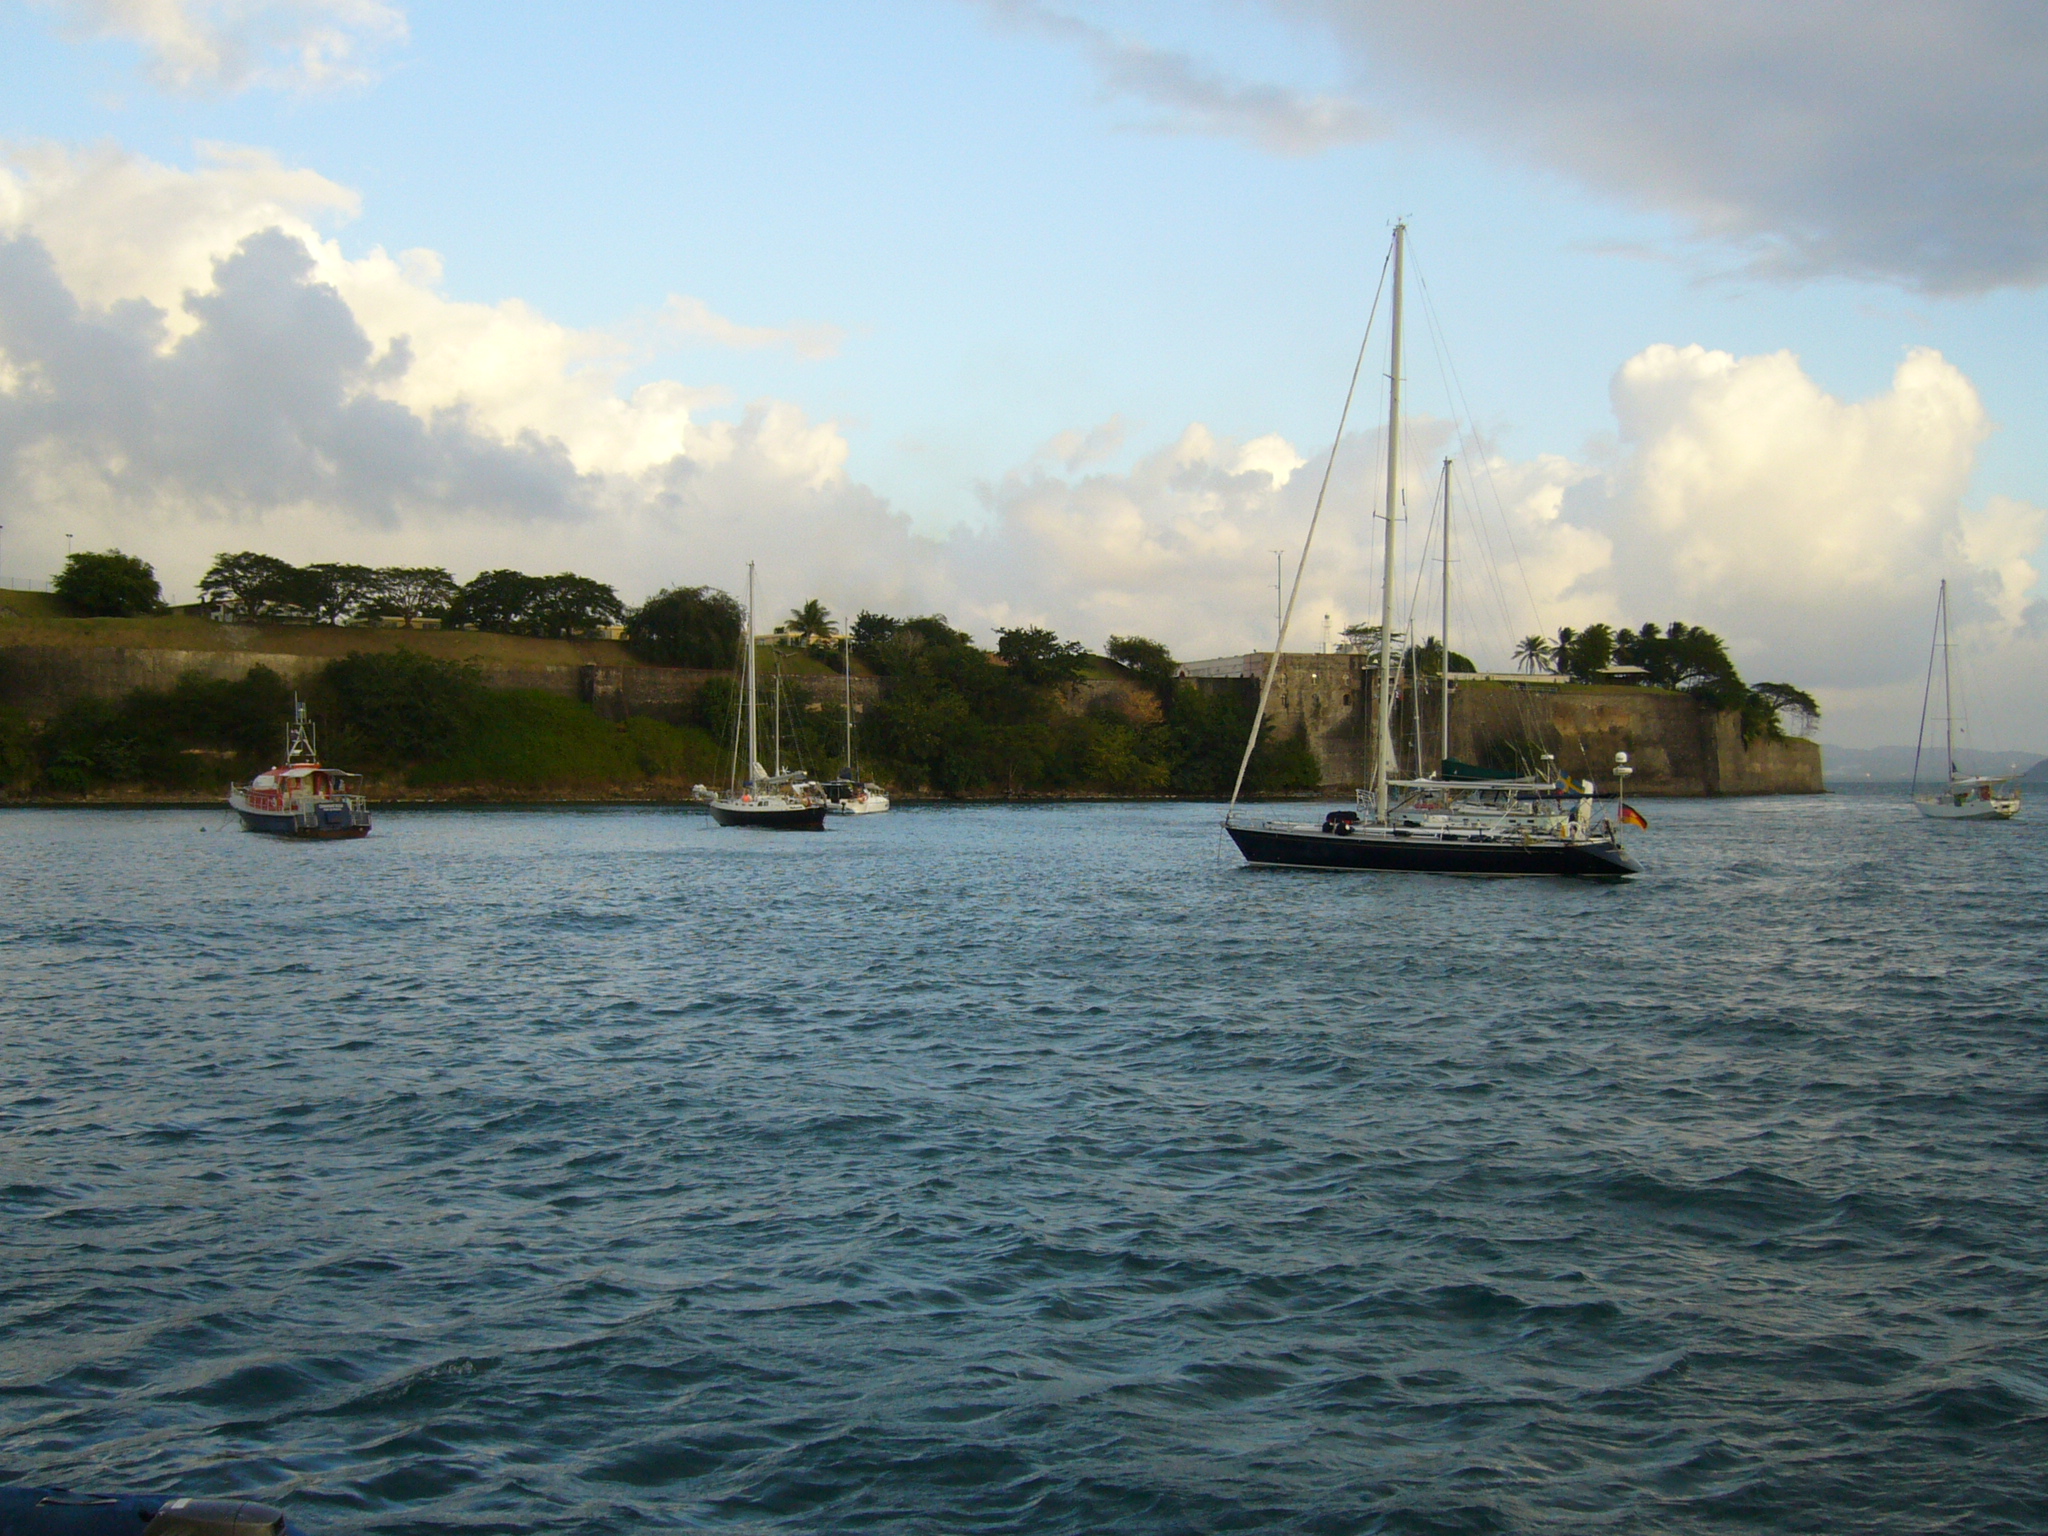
1372,222 -> 1407,823
1440,456 -> 1452,773
1940,577 -> 1954,781
745,562 -> 760,789
844,633 -> 854,776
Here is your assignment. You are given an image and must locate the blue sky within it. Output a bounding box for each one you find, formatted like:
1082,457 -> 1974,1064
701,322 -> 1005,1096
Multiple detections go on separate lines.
2,2 -> 2045,745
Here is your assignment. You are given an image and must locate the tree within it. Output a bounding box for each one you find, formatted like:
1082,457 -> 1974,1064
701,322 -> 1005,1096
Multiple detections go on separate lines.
627,585 -> 745,668
996,626 -> 1088,686
449,569 -> 541,633
54,550 -> 163,617
850,610 -> 901,660
786,598 -> 836,646
200,552 -> 297,619
302,563 -> 379,624
1616,620 -> 1740,692
448,569 -> 621,637
1555,622 -> 1614,679
524,574 -> 626,638
1411,637 -> 1476,676
375,567 -> 459,622
1107,635 -> 1178,706
1752,682 -> 1821,736
323,650 -> 484,760
1513,635 -> 1553,673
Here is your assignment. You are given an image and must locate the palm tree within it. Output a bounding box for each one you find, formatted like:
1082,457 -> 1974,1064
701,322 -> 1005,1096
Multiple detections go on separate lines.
1513,634 -> 1553,674
786,598 -> 836,646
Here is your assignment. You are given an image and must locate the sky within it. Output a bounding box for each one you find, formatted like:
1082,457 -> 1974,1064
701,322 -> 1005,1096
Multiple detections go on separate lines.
1,0 -> 2044,749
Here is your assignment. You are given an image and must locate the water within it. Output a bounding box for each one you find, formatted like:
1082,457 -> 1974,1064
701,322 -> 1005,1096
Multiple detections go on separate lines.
3,795 -> 2046,1534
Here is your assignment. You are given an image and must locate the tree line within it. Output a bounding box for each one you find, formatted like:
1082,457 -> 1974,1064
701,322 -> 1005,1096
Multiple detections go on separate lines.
0,651 -> 722,797
1513,621 -> 1820,740
739,604 -> 1319,797
198,553 -> 629,639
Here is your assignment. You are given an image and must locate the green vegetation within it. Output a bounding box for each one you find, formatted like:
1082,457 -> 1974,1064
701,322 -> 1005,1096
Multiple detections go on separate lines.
199,551 -> 627,637
1,649 -> 721,798
23,666 -> 293,793
446,569 -> 626,638
1516,618 -> 1820,742
54,550 -> 164,617
736,614 -> 1323,798
626,585 -> 745,668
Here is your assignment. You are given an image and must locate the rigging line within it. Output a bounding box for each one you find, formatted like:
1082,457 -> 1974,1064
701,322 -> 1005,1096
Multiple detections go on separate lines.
1409,248 -> 1556,757
1415,280 -> 1527,658
1227,239 -> 1394,814
1411,245 -> 1548,640
1911,582 -> 1942,792
1402,272 -> 1521,667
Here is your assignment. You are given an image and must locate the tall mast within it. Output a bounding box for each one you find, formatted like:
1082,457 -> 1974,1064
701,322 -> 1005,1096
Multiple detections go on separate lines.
745,562 -> 759,788
1940,577 -> 1954,781
1372,222 -> 1407,823
844,633 -> 854,776
1440,456 -> 1452,773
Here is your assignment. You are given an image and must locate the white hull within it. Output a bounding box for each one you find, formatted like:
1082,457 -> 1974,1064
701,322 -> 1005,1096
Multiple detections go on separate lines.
1916,792 -> 2020,821
825,794 -> 890,815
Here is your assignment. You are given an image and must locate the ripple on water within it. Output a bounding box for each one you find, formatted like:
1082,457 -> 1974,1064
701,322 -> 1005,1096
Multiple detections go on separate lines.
2,796 -> 2046,1532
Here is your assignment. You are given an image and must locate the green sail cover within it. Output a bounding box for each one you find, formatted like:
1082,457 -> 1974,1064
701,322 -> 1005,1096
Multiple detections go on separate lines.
1441,758 -> 1521,782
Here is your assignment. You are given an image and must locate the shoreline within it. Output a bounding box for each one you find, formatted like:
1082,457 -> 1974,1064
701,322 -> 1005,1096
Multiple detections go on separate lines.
2,785 -> 1843,810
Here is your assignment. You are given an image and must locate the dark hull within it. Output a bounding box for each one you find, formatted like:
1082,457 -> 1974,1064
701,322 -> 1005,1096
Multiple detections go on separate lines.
708,803 -> 827,830
234,809 -> 371,839
1228,821 -> 1639,878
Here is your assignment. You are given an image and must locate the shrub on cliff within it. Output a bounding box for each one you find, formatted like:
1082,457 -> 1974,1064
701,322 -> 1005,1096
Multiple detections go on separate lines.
996,626 -> 1088,686
626,585 -> 744,668
28,666 -> 294,791
322,650 -> 484,762
54,550 -> 163,618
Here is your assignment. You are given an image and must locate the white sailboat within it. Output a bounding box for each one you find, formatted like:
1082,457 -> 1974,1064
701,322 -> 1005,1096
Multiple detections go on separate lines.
693,564 -> 828,829
1913,579 -> 2021,821
818,633 -> 890,814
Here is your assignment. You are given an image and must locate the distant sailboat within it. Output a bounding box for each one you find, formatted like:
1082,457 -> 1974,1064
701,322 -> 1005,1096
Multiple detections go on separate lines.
818,634 -> 891,815
693,564 -> 828,830
1913,579 -> 2021,821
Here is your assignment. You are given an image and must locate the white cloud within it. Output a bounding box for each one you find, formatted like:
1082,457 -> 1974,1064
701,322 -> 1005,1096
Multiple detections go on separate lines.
981,0 -> 1380,156
37,0 -> 408,94
658,295 -> 845,361
0,141 -> 2038,744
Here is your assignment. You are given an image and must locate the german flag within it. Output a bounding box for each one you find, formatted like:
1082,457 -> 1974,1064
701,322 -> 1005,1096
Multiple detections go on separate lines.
1619,804 -> 1648,830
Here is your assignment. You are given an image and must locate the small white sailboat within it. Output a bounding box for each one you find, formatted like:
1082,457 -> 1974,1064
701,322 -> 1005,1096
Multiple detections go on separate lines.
692,564 -> 828,830
818,634 -> 890,815
1913,579 -> 2020,821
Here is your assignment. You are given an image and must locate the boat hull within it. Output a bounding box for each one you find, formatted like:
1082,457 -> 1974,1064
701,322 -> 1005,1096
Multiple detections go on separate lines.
1227,820 -> 1640,878
825,797 -> 890,815
708,801 -> 828,830
230,803 -> 371,838
1916,795 -> 2020,821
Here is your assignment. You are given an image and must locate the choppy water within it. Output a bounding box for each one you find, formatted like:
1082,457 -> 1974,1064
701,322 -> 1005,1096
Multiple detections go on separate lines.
3,794 -> 2046,1534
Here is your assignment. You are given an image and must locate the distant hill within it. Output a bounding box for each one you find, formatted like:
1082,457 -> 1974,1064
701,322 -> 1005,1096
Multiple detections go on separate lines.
1823,743 -> 2044,782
